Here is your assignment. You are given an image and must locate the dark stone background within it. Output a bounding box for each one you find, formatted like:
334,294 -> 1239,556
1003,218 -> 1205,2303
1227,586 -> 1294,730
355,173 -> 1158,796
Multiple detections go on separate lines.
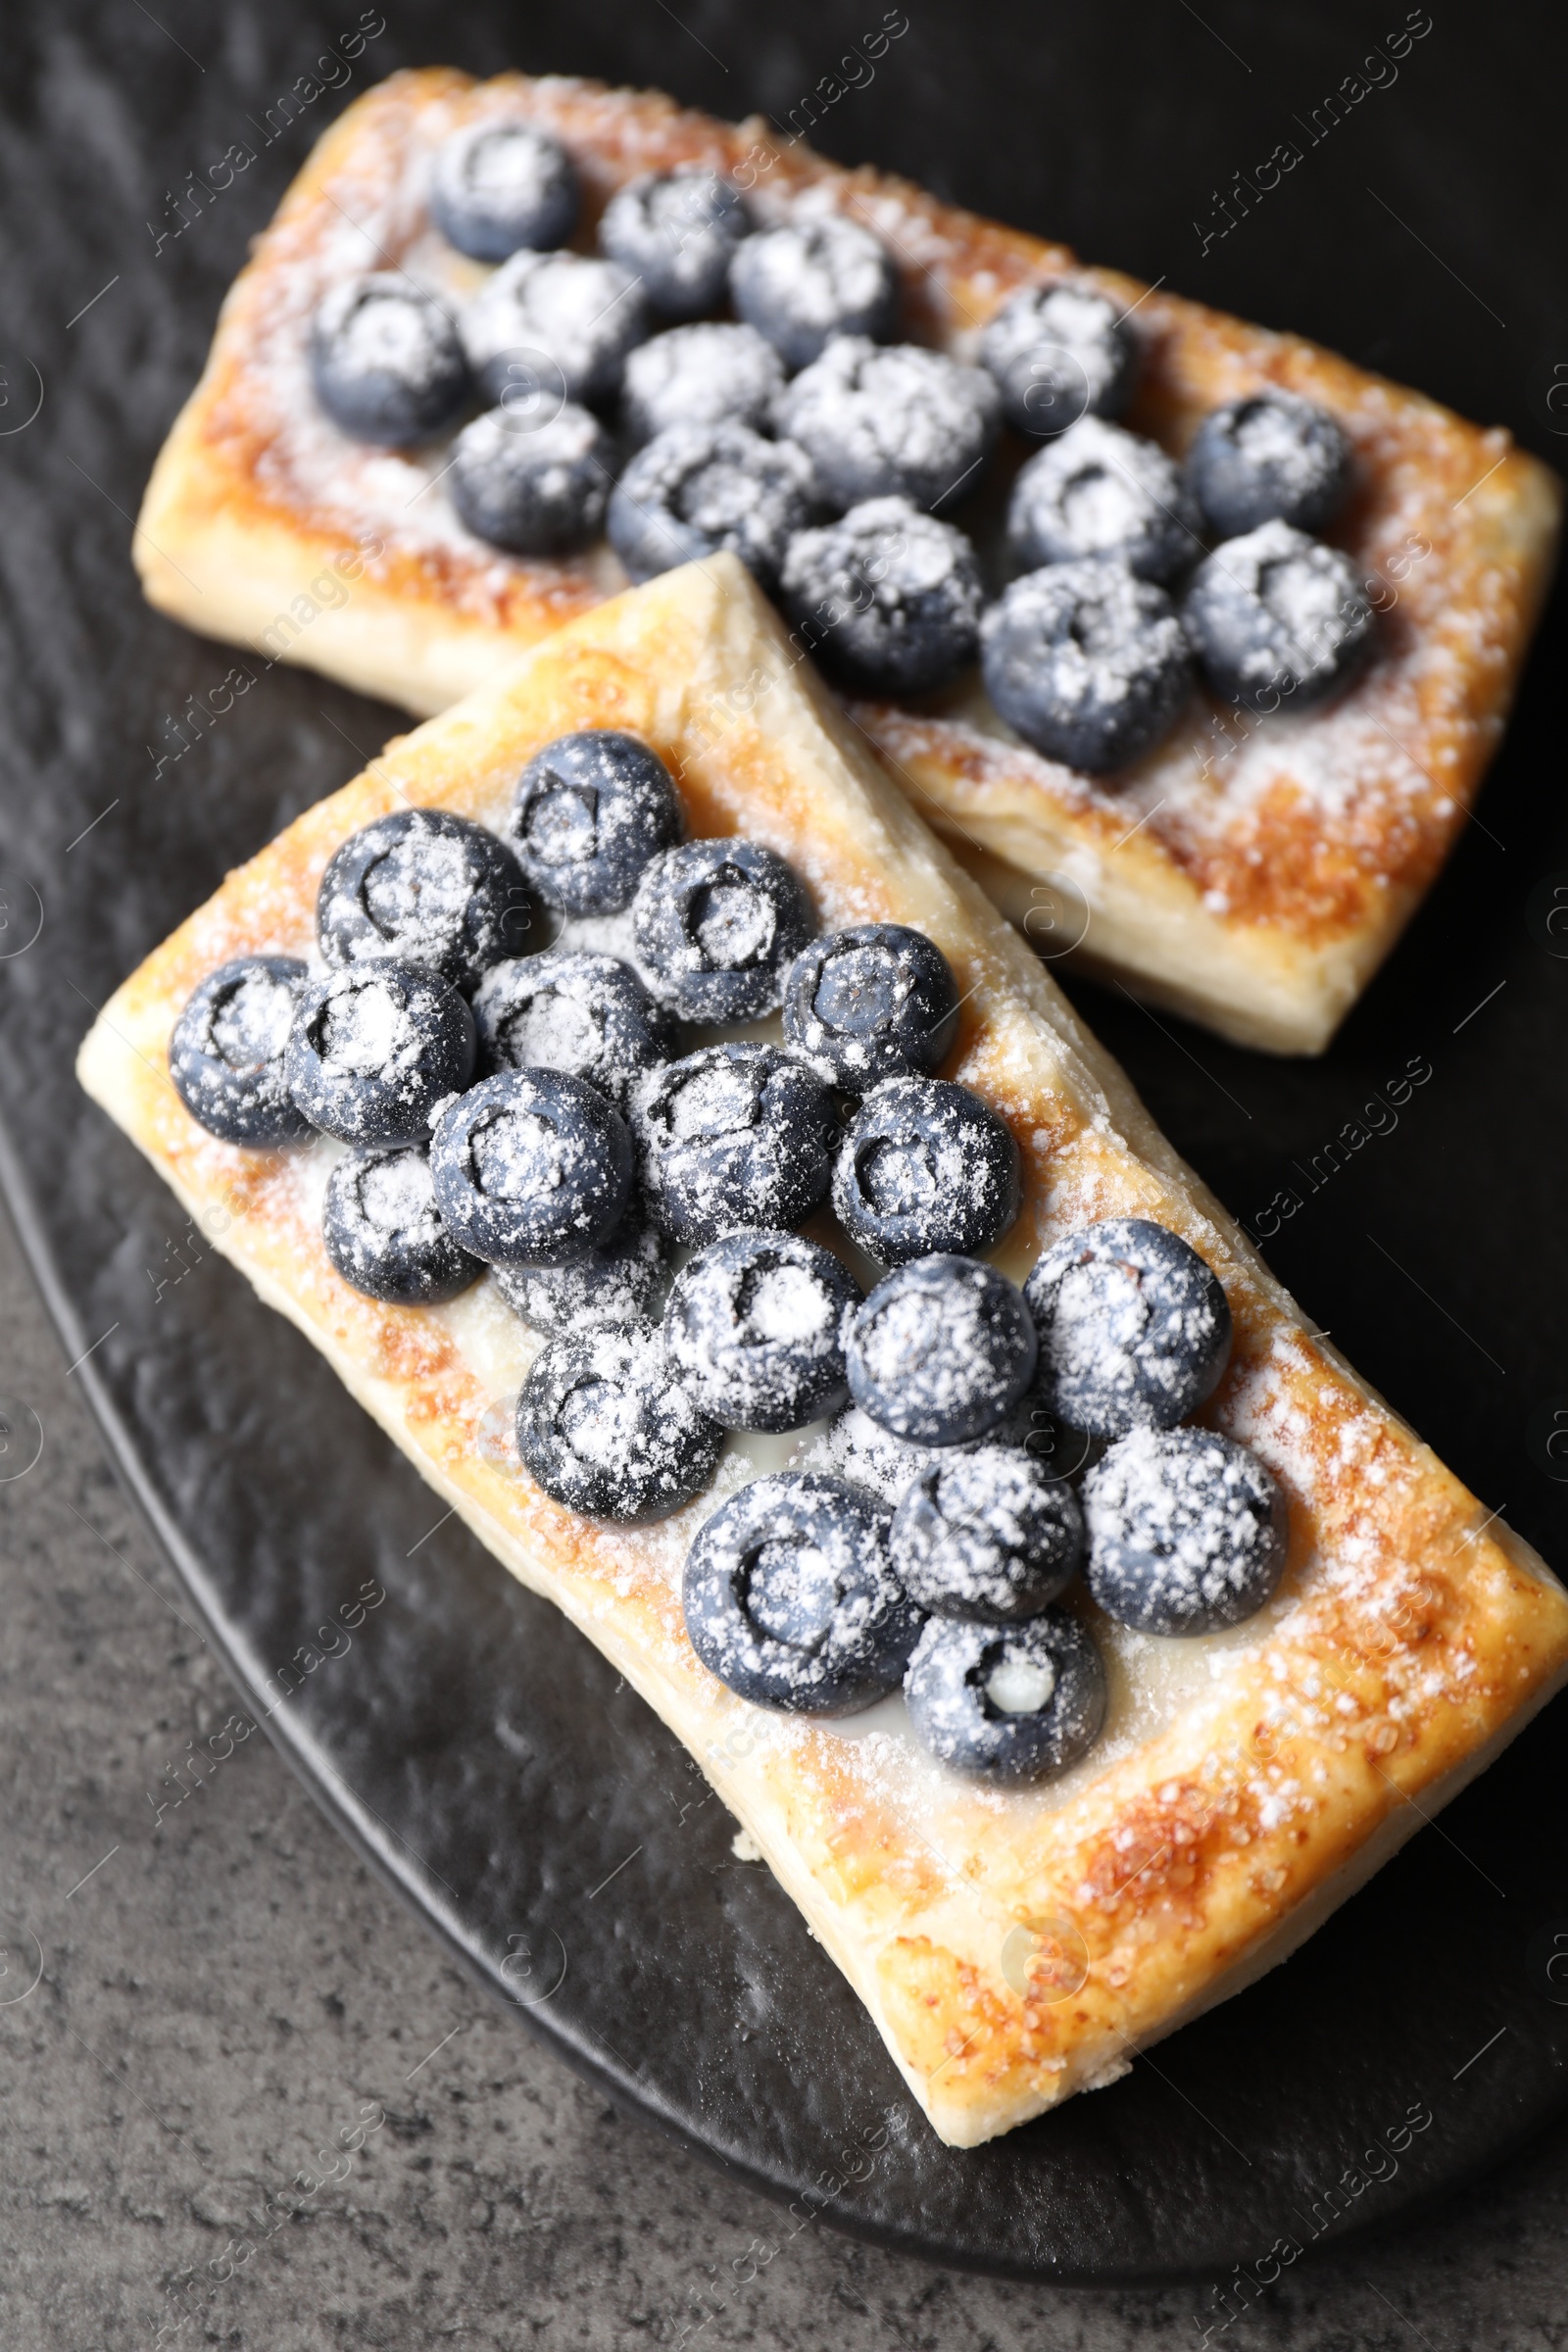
3,0 -> 1568,2343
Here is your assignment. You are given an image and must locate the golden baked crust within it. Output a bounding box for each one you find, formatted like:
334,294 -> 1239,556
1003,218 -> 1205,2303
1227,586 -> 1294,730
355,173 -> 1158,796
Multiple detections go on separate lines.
81,557 -> 1568,2144
134,66 -> 1561,1056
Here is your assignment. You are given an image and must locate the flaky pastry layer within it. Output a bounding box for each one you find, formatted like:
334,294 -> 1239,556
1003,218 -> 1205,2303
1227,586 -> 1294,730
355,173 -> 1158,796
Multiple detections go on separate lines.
82,557 -> 1568,2144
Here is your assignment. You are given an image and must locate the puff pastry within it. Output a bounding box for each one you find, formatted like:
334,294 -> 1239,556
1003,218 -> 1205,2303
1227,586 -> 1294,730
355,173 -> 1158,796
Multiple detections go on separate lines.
80,556 -> 1568,2145
134,66 -> 1561,1055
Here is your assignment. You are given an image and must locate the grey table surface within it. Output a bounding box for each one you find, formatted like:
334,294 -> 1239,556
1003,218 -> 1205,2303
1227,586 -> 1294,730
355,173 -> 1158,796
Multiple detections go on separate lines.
3,1202 -> 1567,2349
4,0 -> 1568,2342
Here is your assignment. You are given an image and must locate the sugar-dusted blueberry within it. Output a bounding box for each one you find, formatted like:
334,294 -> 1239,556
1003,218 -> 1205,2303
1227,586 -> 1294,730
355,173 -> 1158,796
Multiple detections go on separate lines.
600,169 -> 750,319
322,1146 -> 483,1305
286,960 -> 476,1148
621,321 -> 784,446
517,1318 -> 722,1521
1008,416 -> 1202,584
170,956 -> 314,1146
608,420 -> 817,588
310,274 -> 469,446
472,936 -> 662,1091
773,338 -> 1000,515
1186,390 -> 1351,539
429,118 -> 579,260
1083,1424 -> 1289,1635
979,281 -> 1138,439
1024,1215 -> 1232,1439
472,949 -> 671,1110
683,1471 -> 921,1712
462,250 -> 649,409
780,497 -> 983,697
833,1076 -> 1019,1265
664,1228 -> 860,1432
904,1608 -> 1106,1783
783,923 -> 959,1093
633,837 -> 814,1022
846,1254 -> 1037,1446
891,1446 -> 1085,1622
450,403 -> 612,555
729,215 -> 899,369
508,729 -> 682,917
632,1043 -> 836,1247
318,808 -> 534,993
494,1199 -> 668,1335
429,1068 -> 631,1265
1181,518 -> 1374,711
980,559 -> 1193,772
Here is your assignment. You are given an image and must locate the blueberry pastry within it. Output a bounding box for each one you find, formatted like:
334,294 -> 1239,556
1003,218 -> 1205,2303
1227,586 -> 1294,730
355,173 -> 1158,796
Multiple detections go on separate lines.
107,374 -> 1568,2152
142,71 -> 1558,1062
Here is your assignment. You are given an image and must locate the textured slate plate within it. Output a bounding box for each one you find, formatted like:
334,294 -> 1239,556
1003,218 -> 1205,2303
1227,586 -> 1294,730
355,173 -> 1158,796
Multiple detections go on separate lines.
3,0 -> 1568,2287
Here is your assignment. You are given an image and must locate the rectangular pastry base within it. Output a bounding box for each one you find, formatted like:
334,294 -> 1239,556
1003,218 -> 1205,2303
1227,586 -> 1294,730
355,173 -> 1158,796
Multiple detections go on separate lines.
81,555 -> 1568,2144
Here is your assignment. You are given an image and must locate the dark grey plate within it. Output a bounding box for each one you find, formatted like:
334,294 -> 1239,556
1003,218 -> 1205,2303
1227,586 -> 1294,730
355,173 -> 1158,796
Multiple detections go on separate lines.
2,0 -> 1567,2287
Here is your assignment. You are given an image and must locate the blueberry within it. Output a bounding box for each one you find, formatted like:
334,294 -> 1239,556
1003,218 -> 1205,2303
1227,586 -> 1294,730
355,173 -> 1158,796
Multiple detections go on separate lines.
508,730 -> 682,915
783,923 -> 959,1092
286,961 -> 476,1148
663,1229 -> 860,1431
979,282 -> 1138,439
631,1043 -> 836,1247
471,949 -> 671,1110
1024,1215 -> 1232,1439
780,497 -> 982,697
517,1318 -> 722,1521
1083,1425 -> 1289,1635
903,1608 -> 1106,1783
310,275 -> 469,446
1181,519 -> 1374,711
494,1199 -> 668,1334
773,338 -> 1000,515
730,217 -> 899,369
633,837 -> 815,1022
429,1069 -> 631,1265
169,956 -> 314,1146
832,1076 -> 1020,1265
846,1254 -> 1037,1446
891,1446 -> 1085,1622
1007,416 -> 1202,584
621,321 -> 784,446
462,250 -> 649,409
1186,390 -> 1351,538
980,559 -> 1193,772
521,797 -> 677,966
600,169 -> 750,319
321,1146 -> 484,1305
449,403 -> 612,555
608,421 -> 817,588
318,808 -> 535,993
683,1472 -> 921,1713
429,119 -> 579,261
